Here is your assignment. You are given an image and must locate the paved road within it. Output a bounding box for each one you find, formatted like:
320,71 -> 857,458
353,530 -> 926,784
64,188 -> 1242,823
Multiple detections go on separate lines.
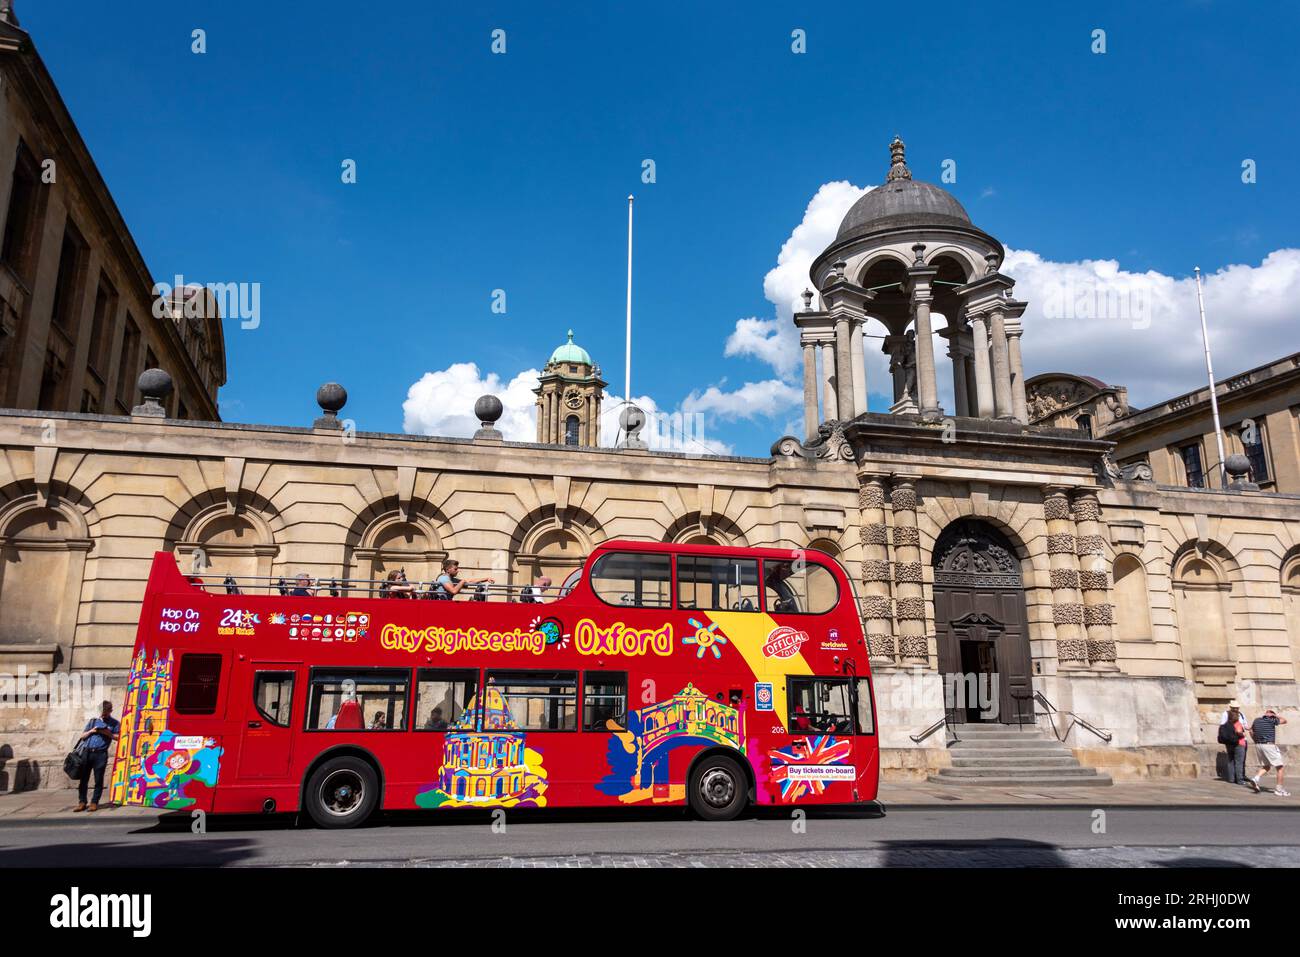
2,804 -> 1299,867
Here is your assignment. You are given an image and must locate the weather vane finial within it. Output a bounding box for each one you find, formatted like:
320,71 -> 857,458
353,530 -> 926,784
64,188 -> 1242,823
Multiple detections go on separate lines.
887,136 -> 911,183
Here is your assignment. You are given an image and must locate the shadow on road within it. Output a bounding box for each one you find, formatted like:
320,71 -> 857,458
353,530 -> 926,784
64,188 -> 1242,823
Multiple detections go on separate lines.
0,838 -> 259,868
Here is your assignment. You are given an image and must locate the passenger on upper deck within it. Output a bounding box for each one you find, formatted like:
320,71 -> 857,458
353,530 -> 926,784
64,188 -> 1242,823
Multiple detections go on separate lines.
521,575 -> 552,603
381,569 -> 417,599
431,559 -> 494,600
289,572 -> 315,597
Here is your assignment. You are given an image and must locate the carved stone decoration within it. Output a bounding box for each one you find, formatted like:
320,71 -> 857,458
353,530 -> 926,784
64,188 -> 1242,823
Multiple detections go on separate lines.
892,525 -> 920,547
1052,602 -> 1084,626
898,635 -> 929,659
1043,495 -> 1072,521
895,596 -> 927,620
861,559 -> 891,582
863,595 -> 893,619
1086,639 -> 1118,663
769,420 -> 855,462
932,521 -> 1020,579
867,634 -> 896,660
890,486 -> 918,511
1072,497 -> 1101,523
1050,567 -> 1080,590
1047,533 -> 1076,555
1025,377 -> 1097,422
861,524 -> 888,546
1079,569 -> 1110,591
893,561 -> 923,583
1057,638 -> 1089,664
1084,603 -> 1115,626
858,484 -> 885,509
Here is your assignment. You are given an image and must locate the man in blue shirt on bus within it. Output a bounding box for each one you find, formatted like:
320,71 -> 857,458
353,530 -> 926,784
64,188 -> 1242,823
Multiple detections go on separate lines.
74,700 -> 120,812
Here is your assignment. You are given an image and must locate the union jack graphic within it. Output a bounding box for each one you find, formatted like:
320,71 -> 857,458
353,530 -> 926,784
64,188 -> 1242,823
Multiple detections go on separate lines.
768,735 -> 853,801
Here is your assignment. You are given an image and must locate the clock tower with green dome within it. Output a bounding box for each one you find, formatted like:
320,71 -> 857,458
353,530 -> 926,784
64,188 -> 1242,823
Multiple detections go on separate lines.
535,330 -> 606,446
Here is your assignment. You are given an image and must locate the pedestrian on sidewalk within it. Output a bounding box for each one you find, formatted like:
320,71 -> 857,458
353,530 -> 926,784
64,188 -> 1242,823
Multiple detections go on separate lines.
74,700 -> 120,812
1218,702 -> 1249,785
1247,707 -> 1289,796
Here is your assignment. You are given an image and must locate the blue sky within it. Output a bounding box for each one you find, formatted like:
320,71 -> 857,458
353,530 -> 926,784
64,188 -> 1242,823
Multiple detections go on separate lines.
27,1 -> 1300,454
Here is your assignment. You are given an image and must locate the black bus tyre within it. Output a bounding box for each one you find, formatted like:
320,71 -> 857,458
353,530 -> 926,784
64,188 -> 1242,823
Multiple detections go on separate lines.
304,756 -> 379,828
689,754 -> 747,821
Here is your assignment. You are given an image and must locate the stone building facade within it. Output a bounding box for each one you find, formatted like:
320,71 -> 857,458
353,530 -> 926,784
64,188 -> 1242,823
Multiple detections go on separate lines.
0,8 -> 1298,793
0,9 -> 223,421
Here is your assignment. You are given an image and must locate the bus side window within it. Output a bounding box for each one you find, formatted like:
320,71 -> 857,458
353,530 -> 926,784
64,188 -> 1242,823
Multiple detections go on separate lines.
175,654 -> 223,715
307,669 -> 409,731
252,672 -> 295,727
415,669 -> 478,731
590,552 -> 672,608
764,560 -> 838,615
787,676 -> 854,735
677,555 -> 760,612
582,672 -> 627,731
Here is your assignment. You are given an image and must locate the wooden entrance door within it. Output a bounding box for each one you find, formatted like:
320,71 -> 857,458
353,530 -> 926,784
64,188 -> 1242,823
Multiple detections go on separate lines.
932,521 -> 1033,724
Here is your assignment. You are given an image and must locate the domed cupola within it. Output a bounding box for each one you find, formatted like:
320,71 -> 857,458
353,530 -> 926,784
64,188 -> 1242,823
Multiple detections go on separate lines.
835,137 -> 973,241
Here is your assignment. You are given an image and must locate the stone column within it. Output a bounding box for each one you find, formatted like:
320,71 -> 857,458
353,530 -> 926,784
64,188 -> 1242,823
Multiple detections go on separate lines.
535,397 -> 544,443
1073,488 -> 1117,668
835,315 -> 855,420
890,478 -> 929,666
911,290 -> 940,419
949,343 -> 969,417
989,306 -> 1014,420
1007,325 -> 1028,424
968,312 -> 995,418
851,319 -> 868,418
859,474 -> 896,667
820,341 -> 838,420
801,341 -> 818,440
541,393 -> 552,443
1044,486 -> 1088,667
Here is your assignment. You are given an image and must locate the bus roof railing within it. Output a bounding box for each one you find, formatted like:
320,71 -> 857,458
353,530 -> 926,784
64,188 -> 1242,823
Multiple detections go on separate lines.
176,571 -> 574,603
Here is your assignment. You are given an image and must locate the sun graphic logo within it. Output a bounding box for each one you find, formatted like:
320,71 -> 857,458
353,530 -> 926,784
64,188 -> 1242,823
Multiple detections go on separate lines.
684,618 -> 728,660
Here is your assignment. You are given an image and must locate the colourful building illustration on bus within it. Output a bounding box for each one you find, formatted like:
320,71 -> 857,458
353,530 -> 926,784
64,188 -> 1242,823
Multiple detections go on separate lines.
599,683 -> 743,804
109,648 -> 221,808
416,684 -> 548,808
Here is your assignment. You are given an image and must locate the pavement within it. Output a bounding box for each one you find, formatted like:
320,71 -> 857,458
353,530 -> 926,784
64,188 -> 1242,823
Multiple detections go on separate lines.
0,775 -> 1293,823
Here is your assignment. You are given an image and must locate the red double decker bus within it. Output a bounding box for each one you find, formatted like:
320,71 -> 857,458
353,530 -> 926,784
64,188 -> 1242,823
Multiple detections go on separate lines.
110,540 -> 878,826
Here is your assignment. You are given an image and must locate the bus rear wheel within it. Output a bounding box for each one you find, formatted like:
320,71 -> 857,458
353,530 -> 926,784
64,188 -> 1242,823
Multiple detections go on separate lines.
689,754 -> 748,821
304,756 -> 379,829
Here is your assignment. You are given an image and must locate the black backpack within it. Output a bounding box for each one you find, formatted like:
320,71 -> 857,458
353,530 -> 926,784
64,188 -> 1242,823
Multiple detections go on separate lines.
1218,720 -> 1239,745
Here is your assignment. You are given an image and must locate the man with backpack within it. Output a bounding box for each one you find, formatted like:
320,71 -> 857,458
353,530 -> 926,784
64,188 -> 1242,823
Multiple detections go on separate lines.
74,700 -> 120,812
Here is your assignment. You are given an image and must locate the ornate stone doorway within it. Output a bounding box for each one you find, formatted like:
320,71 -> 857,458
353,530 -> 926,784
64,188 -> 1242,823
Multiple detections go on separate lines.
932,520 -> 1033,724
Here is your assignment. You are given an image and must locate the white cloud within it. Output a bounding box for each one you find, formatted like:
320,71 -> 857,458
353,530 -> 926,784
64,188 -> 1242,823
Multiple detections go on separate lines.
682,379 -> 803,421
1002,247 -> 1300,407
402,362 -> 540,441
725,181 -> 870,382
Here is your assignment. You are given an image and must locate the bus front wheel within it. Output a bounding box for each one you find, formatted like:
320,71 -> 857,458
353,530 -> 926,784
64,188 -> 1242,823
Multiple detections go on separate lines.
688,754 -> 748,821
304,756 -> 379,828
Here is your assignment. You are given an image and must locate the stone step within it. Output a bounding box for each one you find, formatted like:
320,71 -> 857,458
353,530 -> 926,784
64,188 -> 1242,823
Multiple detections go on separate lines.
927,772 -> 1114,788
951,739 -> 1072,751
950,754 -> 1082,768
935,765 -> 1105,779
951,726 -> 1054,738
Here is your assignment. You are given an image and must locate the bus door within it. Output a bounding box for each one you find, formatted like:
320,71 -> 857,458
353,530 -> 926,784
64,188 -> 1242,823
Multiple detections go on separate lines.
784,674 -> 859,803
238,662 -> 301,779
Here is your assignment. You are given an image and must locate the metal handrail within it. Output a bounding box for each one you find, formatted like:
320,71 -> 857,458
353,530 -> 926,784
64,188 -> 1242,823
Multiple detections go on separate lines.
910,713 -> 961,745
1010,689 -> 1113,743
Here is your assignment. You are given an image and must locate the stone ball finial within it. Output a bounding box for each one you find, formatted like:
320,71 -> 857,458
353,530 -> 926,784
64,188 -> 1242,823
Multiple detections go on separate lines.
618,404 -> 647,450
1225,452 -> 1259,491
317,382 -> 347,414
475,394 -> 504,426
313,381 -> 347,429
473,394 -> 504,440
132,368 -> 172,417
138,367 -> 173,399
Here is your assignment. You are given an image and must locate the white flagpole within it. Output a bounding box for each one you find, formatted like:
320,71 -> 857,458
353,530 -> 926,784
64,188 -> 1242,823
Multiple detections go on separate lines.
1194,266 -> 1227,488
625,195 -> 634,411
